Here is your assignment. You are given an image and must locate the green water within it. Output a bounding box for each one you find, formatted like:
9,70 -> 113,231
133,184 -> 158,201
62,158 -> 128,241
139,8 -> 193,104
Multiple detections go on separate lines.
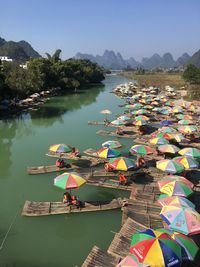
0,76 -> 134,267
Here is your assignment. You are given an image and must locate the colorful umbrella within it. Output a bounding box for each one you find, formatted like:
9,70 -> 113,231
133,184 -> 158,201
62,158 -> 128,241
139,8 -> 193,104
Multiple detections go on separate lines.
177,115 -> 193,120
158,127 -> 177,134
130,145 -> 154,156
111,119 -> 125,125
157,179 -> 193,197
96,147 -> 121,158
157,195 -> 195,209
156,133 -> 173,140
100,109 -> 111,115
102,140 -> 122,149
131,109 -> 149,115
54,172 -> 86,190
116,255 -> 150,267
49,144 -> 73,153
160,205 -> 200,235
161,175 -> 194,189
156,159 -> 184,174
130,228 -> 182,267
134,120 -> 148,126
158,144 -> 180,154
178,126 -> 198,134
173,156 -> 199,170
178,147 -> 200,158
171,134 -> 185,143
150,138 -> 169,145
135,115 -> 150,121
157,228 -> 199,261
108,157 -> 136,171
178,119 -> 194,125
117,115 -> 131,121
173,107 -> 183,113
161,120 -> 173,126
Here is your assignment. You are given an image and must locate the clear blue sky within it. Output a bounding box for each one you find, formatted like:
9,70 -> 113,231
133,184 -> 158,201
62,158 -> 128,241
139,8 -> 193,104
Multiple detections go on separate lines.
1,0 -> 200,60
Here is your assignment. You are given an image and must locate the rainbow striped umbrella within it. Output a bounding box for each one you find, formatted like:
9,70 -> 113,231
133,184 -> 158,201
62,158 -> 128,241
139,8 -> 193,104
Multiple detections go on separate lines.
96,147 -> 121,158
171,134 -> 185,143
178,119 -> 194,125
158,127 -> 177,134
173,156 -> 199,170
111,119 -> 125,125
130,145 -> 154,156
135,115 -> 150,121
130,229 -> 182,267
158,229 -> 199,261
157,179 -> 193,197
160,205 -> 200,235
116,255 -> 150,267
156,159 -> 184,174
108,157 -> 136,171
156,133 -> 173,140
125,103 -> 142,110
178,125 -> 198,134
161,175 -> 194,189
158,144 -> 180,154
177,114 -> 193,120
134,120 -> 148,126
131,109 -> 149,115
150,138 -> 169,145
117,115 -> 131,121
173,107 -> 183,113
157,195 -> 195,209
102,140 -> 122,149
49,144 -> 73,153
54,172 -> 86,190
178,147 -> 200,158
144,105 -> 153,110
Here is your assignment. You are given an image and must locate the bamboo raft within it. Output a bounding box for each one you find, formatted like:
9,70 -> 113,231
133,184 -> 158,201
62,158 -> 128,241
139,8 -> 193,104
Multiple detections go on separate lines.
96,130 -> 136,138
21,198 -> 126,217
46,151 -> 106,166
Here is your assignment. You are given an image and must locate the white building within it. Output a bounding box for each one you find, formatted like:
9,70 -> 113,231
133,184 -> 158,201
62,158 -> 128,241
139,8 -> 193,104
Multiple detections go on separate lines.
0,56 -> 13,62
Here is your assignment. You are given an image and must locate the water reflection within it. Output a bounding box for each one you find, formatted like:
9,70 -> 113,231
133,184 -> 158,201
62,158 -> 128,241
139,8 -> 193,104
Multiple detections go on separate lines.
30,85 -> 105,127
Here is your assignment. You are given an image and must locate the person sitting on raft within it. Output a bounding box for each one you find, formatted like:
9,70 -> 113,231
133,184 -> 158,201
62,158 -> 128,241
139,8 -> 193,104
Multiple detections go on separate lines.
116,127 -> 124,135
56,158 -> 65,168
71,195 -> 81,207
137,156 -> 146,167
71,147 -> 80,157
118,172 -> 127,185
63,192 -> 72,205
104,163 -> 114,172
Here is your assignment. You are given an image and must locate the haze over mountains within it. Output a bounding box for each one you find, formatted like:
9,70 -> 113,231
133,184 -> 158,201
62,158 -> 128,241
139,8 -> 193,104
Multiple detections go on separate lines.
75,50 -> 192,70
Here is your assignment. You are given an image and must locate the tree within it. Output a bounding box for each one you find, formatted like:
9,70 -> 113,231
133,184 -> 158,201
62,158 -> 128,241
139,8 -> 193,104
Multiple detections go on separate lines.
183,64 -> 200,84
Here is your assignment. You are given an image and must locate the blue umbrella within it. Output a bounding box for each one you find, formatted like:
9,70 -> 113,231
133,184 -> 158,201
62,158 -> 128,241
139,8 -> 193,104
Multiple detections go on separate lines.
161,120 -> 173,125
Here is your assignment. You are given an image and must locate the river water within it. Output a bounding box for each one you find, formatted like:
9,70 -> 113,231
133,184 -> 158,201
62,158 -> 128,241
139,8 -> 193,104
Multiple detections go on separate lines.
0,76 -> 134,267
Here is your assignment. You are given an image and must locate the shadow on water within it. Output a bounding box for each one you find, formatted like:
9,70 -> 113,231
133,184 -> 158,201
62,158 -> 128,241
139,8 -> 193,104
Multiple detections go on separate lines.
30,85 -> 105,127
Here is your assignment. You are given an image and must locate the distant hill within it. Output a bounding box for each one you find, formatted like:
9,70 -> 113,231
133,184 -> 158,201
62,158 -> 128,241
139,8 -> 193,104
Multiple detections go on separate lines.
75,50 -> 193,70
188,49 -> 200,67
0,36 -> 41,61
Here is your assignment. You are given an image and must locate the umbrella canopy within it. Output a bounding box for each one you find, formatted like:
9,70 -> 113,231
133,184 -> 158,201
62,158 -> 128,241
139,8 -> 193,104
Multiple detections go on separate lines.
49,144 -> 73,153
108,157 -> 136,171
111,119 -> 125,125
177,114 -> 193,120
135,115 -> 150,121
160,205 -> 200,235
158,144 -> 180,154
178,119 -> 194,125
96,147 -> 121,158
54,172 -> 86,190
157,195 -> 195,209
116,255 -> 150,267
133,120 -> 148,126
161,175 -> 194,189
158,229 -> 199,261
102,140 -> 122,149
131,109 -> 149,115
100,109 -> 112,114
150,138 -> 169,145
157,179 -> 193,197
159,127 -> 177,134
178,125 -> 198,134
117,115 -> 131,121
130,228 -> 182,267
178,147 -> 200,158
171,134 -> 185,143
173,107 -> 183,113
161,120 -> 173,126
156,133 -> 173,140
173,156 -> 199,170
130,145 -> 154,156
156,159 -> 184,174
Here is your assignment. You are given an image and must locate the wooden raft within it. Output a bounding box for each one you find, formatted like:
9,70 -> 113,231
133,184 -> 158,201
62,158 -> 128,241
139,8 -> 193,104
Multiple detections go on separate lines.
96,130 -> 135,138
21,198 -> 126,217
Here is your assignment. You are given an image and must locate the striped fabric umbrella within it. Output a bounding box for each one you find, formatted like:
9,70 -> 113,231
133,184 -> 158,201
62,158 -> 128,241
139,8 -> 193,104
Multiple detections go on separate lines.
156,133 -> 173,140
134,120 -> 148,126
54,172 -> 86,190
178,119 -> 194,125
49,144 -> 73,153
150,138 -> 169,145
117,115 -> 131,121
179,147 -> 200,158
108,157 -> 136,171
178,125 -> 198,134
102,140 -> 122,149
130,229 -> 182,267
171,134 -> 185,143
131,109 -> 149,115
177,114 -> 193,120
160,205 -> 200,235
156,159 -> 184,174
157,195 -> 195,209
111,119 -> 125,125
173,156 -> 199,170
157,229 -> 199,261
157,179 -> 193,197
96,147 -> 121,158
158,144 -> 180,154
158,127 -> 177,134
116,255 -> 150,267
135,115 -> 150,121
161,175 -> 194,189
130,145 -> 154,156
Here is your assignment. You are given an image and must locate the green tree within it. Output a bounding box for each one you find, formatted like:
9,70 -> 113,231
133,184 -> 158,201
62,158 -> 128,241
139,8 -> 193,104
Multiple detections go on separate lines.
183,64 -> 200,84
